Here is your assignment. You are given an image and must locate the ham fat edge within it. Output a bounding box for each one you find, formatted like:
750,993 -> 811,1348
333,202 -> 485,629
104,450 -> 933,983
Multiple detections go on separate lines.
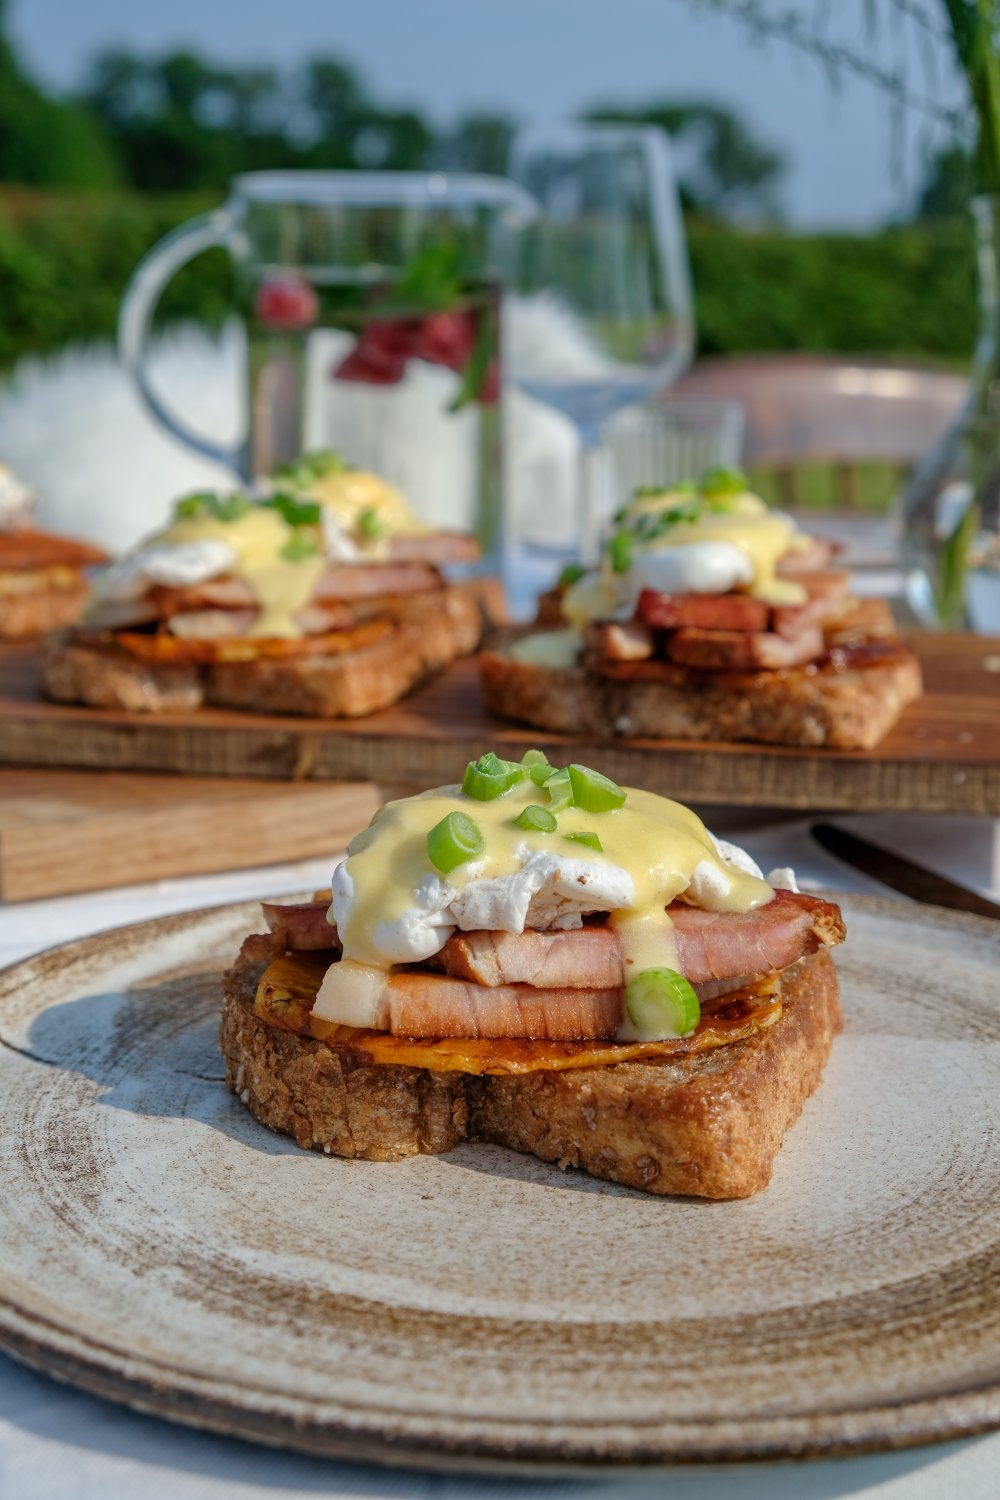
250,890 -> 845,1075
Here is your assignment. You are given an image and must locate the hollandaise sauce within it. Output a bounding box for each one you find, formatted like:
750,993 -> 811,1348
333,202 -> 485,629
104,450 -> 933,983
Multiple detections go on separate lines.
561,483 -> 813,630
159,508 -> 325,638
300,467 -> 428,542
313,756 -> 773,1040
625,493 -> 806,606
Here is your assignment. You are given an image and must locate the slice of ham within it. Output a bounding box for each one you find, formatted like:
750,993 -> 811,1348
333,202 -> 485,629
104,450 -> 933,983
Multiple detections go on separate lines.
438,926 -> 624,988
380,973 -> 623,1040
268,888 -> 842,987
167,608 -> 258,639
776,538 -> 836,575
314,562 -> 440,601
584,620 -> 654,662
666,625 -> 824,670
780,569 -> 851,602
669,890 -> 844,982
436,891 -> 843,992
262,898 -> 339,950
387,532 -> 479,566
636,590 -> 770,632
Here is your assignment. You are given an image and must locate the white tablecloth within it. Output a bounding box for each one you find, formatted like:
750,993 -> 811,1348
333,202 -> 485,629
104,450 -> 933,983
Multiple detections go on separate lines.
1,818 -> 998,1500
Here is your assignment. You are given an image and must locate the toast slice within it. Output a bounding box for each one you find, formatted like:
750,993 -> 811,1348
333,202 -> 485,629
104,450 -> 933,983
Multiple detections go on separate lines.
220,945 -> 842,1199
0,529 -> 109,640
480,640 -> 922,750
42,580 -> 495,717
0,575 -> 92,640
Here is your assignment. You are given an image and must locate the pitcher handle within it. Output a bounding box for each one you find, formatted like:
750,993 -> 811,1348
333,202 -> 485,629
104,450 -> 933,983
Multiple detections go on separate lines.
117,207 -> 243,473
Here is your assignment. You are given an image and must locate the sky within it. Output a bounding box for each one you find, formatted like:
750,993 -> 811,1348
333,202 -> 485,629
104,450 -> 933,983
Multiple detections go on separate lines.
9,0 -> 967,229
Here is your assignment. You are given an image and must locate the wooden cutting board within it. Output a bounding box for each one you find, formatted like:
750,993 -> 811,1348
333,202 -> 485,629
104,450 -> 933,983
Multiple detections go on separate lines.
0,769 -> 379,901
0,635 -> 997,816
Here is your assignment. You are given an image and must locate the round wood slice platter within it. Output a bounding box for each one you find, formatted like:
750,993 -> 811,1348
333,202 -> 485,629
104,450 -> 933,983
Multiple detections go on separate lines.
0,894 -> 997,1472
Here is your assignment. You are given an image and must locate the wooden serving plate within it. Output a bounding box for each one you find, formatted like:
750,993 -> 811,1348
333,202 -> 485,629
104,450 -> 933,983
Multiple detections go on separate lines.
0,635 -> 997,814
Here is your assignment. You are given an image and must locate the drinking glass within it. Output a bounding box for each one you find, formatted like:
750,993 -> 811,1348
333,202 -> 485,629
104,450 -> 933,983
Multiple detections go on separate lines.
506,124 -> 694,561
118,171 -> 534,568
602,399 -> 745,507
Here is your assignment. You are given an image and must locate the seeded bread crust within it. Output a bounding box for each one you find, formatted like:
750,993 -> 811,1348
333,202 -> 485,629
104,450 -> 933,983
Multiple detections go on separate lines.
479,646 -> 922,750
42,581 -> 494,717
220,947 -> 842,1198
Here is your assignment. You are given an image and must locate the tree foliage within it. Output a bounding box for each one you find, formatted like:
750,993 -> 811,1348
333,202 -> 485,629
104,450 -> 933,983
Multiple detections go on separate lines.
586,100 -> 785,219
0,0 -> 119,189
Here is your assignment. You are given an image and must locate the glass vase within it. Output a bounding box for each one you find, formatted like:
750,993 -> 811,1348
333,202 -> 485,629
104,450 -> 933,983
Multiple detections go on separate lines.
901,195 -> 1000,632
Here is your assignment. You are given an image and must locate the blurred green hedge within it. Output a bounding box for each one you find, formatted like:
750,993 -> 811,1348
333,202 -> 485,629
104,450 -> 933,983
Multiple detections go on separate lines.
0,189 -> 978,371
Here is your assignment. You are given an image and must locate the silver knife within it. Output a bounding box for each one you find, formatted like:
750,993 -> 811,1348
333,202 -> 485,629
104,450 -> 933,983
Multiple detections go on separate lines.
811,823 -> 1000,920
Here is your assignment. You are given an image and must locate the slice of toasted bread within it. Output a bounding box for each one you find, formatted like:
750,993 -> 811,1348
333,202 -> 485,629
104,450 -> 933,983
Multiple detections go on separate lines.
0,577 -> 92,640
220,947 -> 842,1199
42,581 -> 496,717
480,641 -> 922,750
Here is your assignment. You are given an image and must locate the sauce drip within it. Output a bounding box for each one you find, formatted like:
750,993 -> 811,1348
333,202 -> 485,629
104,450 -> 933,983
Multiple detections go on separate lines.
317,778 -> 773,1030
159,508 -> 325,638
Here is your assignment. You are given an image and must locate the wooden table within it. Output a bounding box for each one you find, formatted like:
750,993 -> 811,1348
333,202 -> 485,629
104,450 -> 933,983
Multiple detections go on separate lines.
0,635 -> 997,815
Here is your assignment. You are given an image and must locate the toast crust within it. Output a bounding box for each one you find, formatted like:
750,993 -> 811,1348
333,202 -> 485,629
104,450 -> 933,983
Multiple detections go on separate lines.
42,581 -> 494,717
220,947 -> 843,1198
480,644 -> 922,750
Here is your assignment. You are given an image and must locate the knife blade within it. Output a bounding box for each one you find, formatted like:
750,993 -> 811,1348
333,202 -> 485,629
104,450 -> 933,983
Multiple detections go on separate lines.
811,823 -> 1000,920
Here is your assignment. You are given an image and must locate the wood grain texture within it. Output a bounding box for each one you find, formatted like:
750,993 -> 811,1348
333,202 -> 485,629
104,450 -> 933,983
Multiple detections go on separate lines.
0,634 -> 997,813
0,770 -> 378,901
0,895 -> 997,1469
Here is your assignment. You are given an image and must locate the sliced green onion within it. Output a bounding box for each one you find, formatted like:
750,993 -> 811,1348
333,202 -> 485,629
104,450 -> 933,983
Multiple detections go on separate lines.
698,466 -> 747,497
557,562 -> 586,588
565,830 -> 603,852
174,490 -> 251,522
520,748 -> 553,786
214,492 -> 252,522
427,811 -> 484,873
174,491 -> 213,519
626,968 -> 700,1038
541,766 -> 573,812
514,804 -> 557,833
263,491 -> 322,527
280,531 -> 320,562
607,530 -> 633,573
357,506 -> 383,540
461,751 -> 526,801
567,763 -> 626,813
274,449 -> 346,487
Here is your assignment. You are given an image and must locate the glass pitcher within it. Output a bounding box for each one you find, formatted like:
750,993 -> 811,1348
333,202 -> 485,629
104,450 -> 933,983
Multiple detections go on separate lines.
118,171 -> 534,567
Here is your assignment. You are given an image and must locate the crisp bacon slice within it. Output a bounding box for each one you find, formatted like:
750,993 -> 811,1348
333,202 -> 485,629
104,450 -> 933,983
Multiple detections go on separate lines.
636,590 -> 769,632
0,528 -> 107,570
254,951 -> 784,1074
